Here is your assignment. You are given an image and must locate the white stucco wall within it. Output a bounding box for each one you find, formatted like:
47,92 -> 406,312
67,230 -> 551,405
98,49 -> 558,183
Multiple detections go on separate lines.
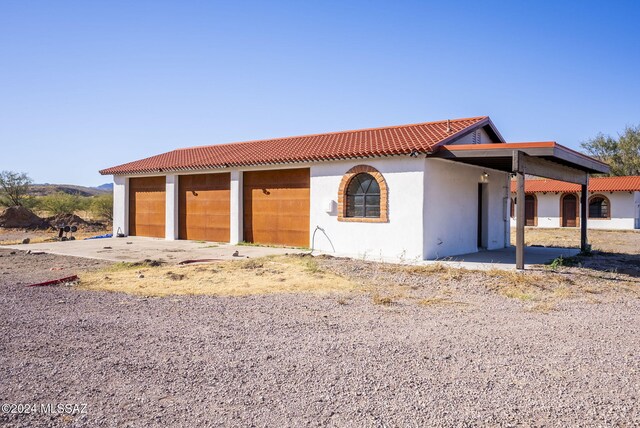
423,159 -> 510,259
309,157 -> 426,262
589,192 -> 638,229
509,192 -> 583,228
109,154 -> 513,259
510,191 -> 640,230
635,191 -> 640,229
535,192 -> 561,228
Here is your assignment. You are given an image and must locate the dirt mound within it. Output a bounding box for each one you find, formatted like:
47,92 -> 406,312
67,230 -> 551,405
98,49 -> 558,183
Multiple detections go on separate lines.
46,213 -> 107,232
0,206 -> 50,229
47,213 -> 88,227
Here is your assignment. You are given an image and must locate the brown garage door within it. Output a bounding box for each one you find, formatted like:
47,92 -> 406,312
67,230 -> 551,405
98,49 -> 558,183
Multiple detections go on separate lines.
129,177 -> 166,238
179,173 -> 230,242
243,168 -> 310,247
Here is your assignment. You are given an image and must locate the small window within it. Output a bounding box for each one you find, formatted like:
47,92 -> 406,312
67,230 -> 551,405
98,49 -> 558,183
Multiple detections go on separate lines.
589,196 -> 610,219
346,173 -> 380,218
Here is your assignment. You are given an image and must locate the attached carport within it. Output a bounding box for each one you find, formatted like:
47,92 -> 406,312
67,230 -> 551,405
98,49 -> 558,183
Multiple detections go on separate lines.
432,142 -> 610,269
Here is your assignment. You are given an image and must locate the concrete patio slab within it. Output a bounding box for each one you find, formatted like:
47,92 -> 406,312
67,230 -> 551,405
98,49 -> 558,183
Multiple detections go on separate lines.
423,245 -> 580,270
0,237 -> 303,264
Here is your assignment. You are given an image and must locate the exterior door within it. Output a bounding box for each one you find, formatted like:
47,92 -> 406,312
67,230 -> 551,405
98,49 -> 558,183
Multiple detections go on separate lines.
178,173 -> 230,242
562,194 -> 578,227
243,168 -> 310,247
477,183 -> 488,248
129,177 -> 166,238
525,195 -> 536,226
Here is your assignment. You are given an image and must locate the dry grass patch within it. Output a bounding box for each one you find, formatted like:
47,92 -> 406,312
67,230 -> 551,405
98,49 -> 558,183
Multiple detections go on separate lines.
418,297 -> 468,307
374,262 -> 469,287
530,300 -> 558,313
483,268 -> 577,305
78,255 -> 358,297
397,263 -> 468,278
371,293 -> 395,306
0,236 -> 48,245
511,228 -> 640,255
478,265 -> 639,310
318,252 -> 640,312
403,263 -> 448,274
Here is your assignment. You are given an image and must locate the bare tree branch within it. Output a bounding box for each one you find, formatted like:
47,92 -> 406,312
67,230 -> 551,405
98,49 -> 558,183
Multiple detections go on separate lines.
0,171 -> 33,206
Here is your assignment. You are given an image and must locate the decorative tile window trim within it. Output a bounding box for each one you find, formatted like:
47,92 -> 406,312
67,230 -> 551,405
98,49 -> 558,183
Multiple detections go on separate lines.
337,165 -> 388,223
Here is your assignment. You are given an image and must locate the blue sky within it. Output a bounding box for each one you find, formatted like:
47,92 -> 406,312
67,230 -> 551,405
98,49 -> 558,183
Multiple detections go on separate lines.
1,0 -> 639,186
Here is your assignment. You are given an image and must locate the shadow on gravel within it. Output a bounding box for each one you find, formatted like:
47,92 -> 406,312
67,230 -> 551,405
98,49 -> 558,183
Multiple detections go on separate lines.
554,251 -> 640,280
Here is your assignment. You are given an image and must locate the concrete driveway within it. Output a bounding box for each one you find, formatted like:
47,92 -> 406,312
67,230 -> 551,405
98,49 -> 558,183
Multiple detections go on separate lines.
0,237 -> 303,264
1,237 -> 579,270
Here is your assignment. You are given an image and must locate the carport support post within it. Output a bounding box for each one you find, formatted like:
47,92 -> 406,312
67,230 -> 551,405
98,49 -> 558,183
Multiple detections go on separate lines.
581,182 -> 588,252
515,171 -> 526,270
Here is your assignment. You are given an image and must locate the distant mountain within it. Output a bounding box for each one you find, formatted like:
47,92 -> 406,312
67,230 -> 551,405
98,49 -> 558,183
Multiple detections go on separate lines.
95,183 -> 113,191
30,184 -> 110,197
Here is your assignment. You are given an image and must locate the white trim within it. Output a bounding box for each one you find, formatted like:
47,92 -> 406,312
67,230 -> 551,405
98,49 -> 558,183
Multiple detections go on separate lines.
165,175 -> 179,240
113,176 -> 129,236
230,170 -> 243,244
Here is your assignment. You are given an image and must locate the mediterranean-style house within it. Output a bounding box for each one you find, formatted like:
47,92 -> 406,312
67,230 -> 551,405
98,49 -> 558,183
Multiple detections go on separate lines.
510,176 -> 640,230
100,116 -> 608,262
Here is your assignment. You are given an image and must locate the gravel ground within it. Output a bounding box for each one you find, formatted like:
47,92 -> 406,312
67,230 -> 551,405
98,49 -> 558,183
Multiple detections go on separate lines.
0,227 -> 111,245
1,248 -> 639,427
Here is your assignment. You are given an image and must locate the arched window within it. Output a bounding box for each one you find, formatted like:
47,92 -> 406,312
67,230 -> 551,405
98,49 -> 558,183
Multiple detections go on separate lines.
337,165 -> 388,223
346,173 -> 380,218
589,195 -> 610,219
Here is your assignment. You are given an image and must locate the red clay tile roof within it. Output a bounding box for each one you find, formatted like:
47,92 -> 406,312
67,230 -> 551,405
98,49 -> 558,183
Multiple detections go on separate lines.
100,116 -> 495,175
511,176 -> 640,193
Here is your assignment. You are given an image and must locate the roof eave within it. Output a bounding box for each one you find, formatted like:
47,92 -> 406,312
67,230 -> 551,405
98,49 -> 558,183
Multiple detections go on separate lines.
552,145 -> 610,174
431,142 -> 610,175
99,152 -> 423,176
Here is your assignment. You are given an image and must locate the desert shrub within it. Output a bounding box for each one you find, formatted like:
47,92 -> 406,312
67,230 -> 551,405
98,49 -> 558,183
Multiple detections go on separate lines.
1,195 -> 39,211
1,194 -> 41,210
20,196 -> 41,211
39,192 -> 90,215
90,194 -> 113,221
548,256 -> 565,270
